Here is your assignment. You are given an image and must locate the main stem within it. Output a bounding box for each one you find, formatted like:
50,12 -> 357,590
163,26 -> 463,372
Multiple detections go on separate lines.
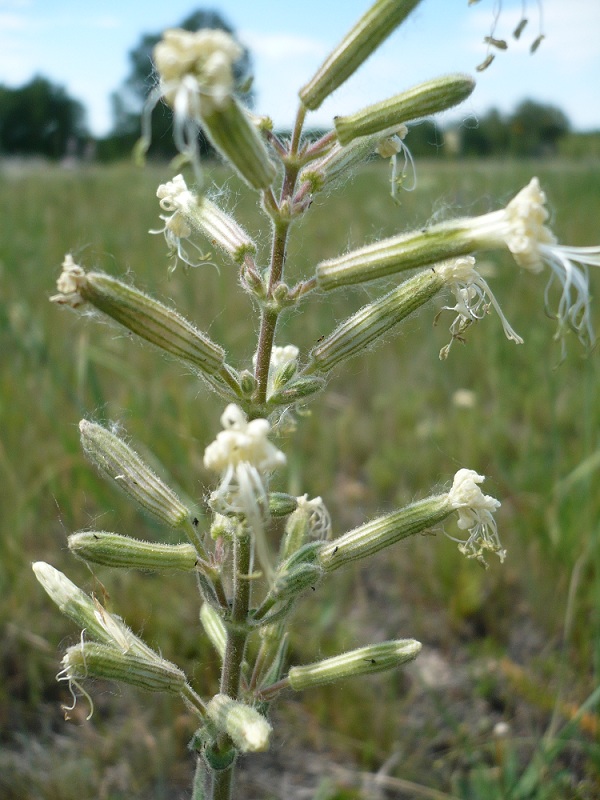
210,533 -> 252,800
253,105 -> 305,406
211,104 -> 307,800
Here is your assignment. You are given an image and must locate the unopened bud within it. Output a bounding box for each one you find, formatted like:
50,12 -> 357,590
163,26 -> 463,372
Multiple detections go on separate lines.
63,641 -> 187,694
267,376 -> 326,406
79,420 -> 191,529
288,639 -> 421,690
52,258 -> 225,374
268,492 -> 299,517
269,358 -> 298,393
299,0 -> 423,110
192,196 -> 256,264
33,562 -> 118,643
200,603 -> 227,660
206,694 -> 272,752
320,495 -> 452,571
281,496 -> 331,560
68,532 -> 198,572
309,269 -> 444,372
239,370 -> 257,397
258,627 -> 289,689
32,562 -> 158,658
298,124 -> 406,194
254,542 -> 324,623
202,98 -> 276,190
316,225 -> 476,290
335,74 -> 475,145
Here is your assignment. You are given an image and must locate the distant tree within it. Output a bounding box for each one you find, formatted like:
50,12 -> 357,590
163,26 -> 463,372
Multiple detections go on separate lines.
405,121 -> 445,158
508,99 -> 570,157
107,9 -> 253,160
0,76 -> 87,159
456,100 -> 570,158
461,108 -> 509,157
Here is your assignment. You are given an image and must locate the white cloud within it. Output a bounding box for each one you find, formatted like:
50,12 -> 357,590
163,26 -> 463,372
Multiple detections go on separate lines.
540,0 -> 600,68
85,15 -> 121,30
0,10 -> 27,28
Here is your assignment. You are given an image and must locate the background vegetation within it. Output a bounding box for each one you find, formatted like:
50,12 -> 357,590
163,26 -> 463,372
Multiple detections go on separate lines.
1,4 -> 597,164
0,155 -> 599,799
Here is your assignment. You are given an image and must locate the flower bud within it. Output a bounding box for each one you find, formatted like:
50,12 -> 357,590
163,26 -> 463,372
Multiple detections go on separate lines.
298,125 -> 404,194
33,562 -> 120,643
299,0 -> 423,110
62,641 -> 187,694
258,626 -> 289,690
269,357 -> 298,394
52,257 -> 225,375
280,496 -> 332,560
32,562 -> 159,659
199,602 -> 227,660
195,196 -> 256,263
201,97 -> 277,189
68,532 -> 198,572
320,495 -> 452,572
288,639 -> 421,690
79,420 -> 192,529
254,542 -> 324,623
268,492 -> 299,517
267,376 -> 326,406
316,226 -> 475,291
308,269 -> 444,372
334,74 -> 475,145
206,694 -> 272,752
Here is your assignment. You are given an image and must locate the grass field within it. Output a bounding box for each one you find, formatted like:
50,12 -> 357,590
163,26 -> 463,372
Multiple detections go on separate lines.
1,156 -> 599,799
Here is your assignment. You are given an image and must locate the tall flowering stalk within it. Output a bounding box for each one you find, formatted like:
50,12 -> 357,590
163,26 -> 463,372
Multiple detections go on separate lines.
35,3 -> 598,799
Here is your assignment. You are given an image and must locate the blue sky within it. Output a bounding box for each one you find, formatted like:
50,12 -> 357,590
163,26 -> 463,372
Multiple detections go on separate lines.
1,0 -> 599,136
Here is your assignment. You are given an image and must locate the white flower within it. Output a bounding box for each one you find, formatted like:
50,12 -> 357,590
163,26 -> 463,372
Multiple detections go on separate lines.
497,177 -> 556,272
252,344 -> 300,398
436,257 -> 523,358
204,404 -> 286,475
472,178 -> 600,350
296,495 -> 332,540
446,468 -> 504,565
204,405 -> 285,578
375,124 -> 416,201
270,345 -> 299,370
51,254 -> 86,306
154,28 -> 242,115
151,175 -> 211,272
141,29 -> 243,173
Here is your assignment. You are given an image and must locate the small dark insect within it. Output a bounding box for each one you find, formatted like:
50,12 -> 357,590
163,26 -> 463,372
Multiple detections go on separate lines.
364,658 -> 377,664
310,586 -> 316,591
193,517 -> 199,527
332,546 -> 338,554
316,335 -> 325,344
93,533 -> 100,539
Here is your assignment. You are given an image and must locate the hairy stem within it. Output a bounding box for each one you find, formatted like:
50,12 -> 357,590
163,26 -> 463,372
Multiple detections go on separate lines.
209,533 -> 253,800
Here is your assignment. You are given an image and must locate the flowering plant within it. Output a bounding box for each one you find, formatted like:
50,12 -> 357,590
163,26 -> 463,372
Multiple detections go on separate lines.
34,2 -> 598,798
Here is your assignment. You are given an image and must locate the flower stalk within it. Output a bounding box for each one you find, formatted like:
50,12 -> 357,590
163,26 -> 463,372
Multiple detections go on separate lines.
34,4 -> 596,799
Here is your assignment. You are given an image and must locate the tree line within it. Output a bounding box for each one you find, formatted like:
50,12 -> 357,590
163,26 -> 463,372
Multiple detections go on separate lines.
0,9 -> 587,162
